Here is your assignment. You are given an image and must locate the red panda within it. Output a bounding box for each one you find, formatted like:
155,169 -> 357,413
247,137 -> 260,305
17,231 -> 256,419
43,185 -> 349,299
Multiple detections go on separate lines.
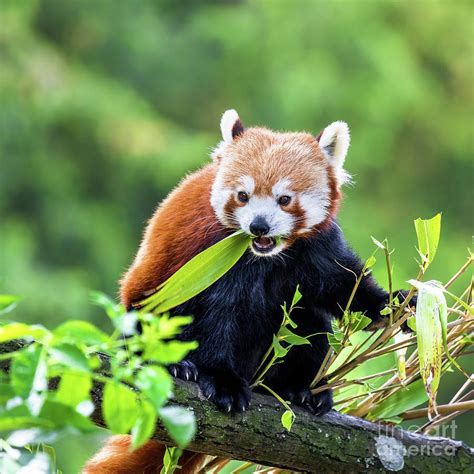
84,110 -> 415,473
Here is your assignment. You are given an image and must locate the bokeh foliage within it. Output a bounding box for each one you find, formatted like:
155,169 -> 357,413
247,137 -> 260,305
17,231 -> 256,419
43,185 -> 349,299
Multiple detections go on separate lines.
1,0 -> 472,326
0,0 -> 472,467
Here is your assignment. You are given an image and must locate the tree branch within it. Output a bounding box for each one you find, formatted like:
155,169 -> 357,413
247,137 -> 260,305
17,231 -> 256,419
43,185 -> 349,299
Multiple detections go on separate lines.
1,341 -> 473,473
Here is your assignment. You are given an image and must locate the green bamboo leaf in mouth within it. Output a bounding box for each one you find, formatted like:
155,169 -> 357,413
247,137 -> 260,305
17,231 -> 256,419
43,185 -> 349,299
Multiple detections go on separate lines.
141,231 -> 251,314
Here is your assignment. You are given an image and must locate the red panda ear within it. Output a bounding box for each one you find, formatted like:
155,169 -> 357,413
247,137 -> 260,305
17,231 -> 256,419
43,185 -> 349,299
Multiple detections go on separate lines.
220,109 -> 245,143
316,121 -> 351,185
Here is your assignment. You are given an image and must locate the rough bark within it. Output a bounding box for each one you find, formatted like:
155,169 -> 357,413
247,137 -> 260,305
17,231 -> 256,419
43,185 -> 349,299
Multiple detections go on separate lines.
1,341 -> 473,473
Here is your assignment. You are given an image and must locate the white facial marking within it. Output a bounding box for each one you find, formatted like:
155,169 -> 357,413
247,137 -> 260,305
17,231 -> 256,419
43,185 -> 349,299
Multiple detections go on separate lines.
239,175 -> 255,194
272,178 -> 292,198
297,187 -> 330,233
250,240 -> 286,257
210,168 -> 233,225
234,195 -> 294,237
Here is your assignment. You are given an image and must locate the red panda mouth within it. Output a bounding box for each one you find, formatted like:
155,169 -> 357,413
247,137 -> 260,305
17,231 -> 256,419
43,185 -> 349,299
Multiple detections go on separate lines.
251,236 -> 276,254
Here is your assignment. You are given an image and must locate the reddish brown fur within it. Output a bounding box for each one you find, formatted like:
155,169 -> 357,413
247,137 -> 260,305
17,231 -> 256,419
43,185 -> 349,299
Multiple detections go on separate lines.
221,128 -> 329,196
82,436 -> 208,473
120,164 -> 227,308
318,164 -> 341,232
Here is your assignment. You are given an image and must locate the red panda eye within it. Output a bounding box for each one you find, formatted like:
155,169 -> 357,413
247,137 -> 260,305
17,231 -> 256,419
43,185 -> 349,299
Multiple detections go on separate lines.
238,191 -> 249,203
278,195 -> 291,206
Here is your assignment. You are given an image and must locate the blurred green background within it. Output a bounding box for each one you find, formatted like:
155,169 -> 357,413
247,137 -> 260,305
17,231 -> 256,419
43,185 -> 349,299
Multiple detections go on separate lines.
1,0 -> 472,471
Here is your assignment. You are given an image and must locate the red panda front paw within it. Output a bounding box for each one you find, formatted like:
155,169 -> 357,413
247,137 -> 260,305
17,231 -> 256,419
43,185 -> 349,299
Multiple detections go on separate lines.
279,387 -> 313,406
279,387 -> 333,416
198,371 -> 251,413
308,389 -> 333,416
168,360 -> 198,382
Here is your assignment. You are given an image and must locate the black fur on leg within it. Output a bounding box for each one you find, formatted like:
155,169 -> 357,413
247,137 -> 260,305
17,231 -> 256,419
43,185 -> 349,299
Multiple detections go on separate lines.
198,370 -> 251,413
308,388 -> 333,416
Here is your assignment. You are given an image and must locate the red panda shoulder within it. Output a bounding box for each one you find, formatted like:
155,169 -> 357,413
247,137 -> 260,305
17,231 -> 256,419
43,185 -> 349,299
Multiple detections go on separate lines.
120,164 -> 227,308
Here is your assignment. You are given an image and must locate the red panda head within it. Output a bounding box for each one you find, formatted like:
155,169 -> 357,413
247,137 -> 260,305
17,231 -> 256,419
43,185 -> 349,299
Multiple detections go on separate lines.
210,109 -> 351,256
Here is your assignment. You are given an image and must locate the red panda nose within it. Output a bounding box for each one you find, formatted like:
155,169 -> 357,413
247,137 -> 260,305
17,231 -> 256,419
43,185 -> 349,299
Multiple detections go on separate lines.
249,217 -> 270,236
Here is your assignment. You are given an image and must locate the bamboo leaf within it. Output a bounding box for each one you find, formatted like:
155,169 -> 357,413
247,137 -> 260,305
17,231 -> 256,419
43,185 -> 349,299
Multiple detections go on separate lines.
407,279 -> 445,416
350,313 -> 372,333
414,213 -> 441,267
371,237 -> 385,249
328,320 -> 345,352
367,379 -> 427,420
278,327 -> 310,346
291,285 -> 302,308
142,231 -> 250,314
365,255 -> 376,268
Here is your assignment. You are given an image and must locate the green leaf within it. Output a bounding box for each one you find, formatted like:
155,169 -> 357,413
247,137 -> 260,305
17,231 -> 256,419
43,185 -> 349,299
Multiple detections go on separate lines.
90,291 -> 124,320
407,279 -> 448,414
291,285 -> 302,308
103,381 -> 139,434
39,399 -> 97,432
407,316 -> 416,332
281,303 -> 298,328
327,333 -> 342,352
281,409 -> 295,432
349,313 -> 372,332
365,255 -> 376,268
0,295 -> 21,315
0,417 -> 54,431
142,231 -> 250,314
278,326 -> 310,346
56,372 -> 92,410
328,320 -> 344,352
371,237 -> 385,249
115,311 -> 139,336
136,366 -> 173,410
0,382 -> 15,403
414,213 -> 441,267
53,321 -> 109,346
156,315 -> 194,339
0,323 -> 50,343
367,379 -> 428,420
443,288 -> 474,315
131,400 -> 157,449
272,335 -> 288,358
144,341 -> 198,364
0,401 -> 93,433
160,447 -> 182,474
11,345 -> 48,415
49,344 -> 90,372
159,406 -> 196,448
